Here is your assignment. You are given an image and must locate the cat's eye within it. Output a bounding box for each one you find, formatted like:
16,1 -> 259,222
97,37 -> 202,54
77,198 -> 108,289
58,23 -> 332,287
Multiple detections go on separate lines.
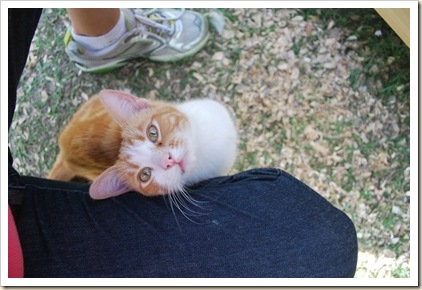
139,167 -> 152,182
147,125 -> 158,143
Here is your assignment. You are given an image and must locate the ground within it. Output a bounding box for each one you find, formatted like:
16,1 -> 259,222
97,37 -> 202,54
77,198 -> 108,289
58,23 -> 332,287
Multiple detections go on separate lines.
9,8 -> 411,278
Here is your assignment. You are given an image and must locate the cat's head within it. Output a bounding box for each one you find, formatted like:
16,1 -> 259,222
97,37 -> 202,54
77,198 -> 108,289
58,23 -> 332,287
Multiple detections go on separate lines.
89,90 -> 194,199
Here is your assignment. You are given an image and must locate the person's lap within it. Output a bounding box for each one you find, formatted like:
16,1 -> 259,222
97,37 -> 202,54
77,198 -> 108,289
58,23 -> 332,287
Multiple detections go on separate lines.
11,168 -> 357,278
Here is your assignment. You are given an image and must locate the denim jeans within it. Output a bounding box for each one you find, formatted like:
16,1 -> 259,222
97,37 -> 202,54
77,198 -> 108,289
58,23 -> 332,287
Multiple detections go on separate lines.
8,9 -> 358,278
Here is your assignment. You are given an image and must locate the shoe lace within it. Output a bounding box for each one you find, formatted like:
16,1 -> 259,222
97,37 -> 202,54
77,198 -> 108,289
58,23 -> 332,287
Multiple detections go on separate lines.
132,8 -> 185,37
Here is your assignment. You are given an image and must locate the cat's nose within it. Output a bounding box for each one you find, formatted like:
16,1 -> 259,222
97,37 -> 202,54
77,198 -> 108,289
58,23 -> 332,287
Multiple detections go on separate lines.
161,154 -> 176,169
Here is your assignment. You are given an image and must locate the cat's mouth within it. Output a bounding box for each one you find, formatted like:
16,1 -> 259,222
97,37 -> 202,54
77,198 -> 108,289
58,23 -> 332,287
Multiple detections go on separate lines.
169,151 -> 188,175
176,157 -> 186,174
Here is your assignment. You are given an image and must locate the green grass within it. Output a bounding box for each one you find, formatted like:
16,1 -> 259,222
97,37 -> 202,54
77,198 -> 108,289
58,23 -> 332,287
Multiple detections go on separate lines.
392,266 -> 410,278
216,8 -> 238,23
292,36 -> 305,57
359,190 -> 374,201
301,8 -> 410,105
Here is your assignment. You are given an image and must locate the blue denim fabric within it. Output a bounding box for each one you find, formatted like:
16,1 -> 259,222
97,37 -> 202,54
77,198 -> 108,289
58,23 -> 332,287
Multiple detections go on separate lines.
13,169 -> 357,278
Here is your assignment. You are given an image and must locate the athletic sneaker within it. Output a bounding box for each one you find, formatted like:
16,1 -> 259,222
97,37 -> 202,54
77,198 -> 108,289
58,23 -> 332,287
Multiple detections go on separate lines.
64,8 -> 210,73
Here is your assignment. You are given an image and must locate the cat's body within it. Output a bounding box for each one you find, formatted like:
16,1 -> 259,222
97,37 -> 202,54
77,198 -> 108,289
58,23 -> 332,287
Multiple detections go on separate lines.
48,90 -> 237,199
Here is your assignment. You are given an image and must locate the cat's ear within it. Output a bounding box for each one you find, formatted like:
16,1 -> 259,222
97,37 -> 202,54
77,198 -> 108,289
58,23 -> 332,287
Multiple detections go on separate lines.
99,90 -> 150,127
89,166 -> 132,199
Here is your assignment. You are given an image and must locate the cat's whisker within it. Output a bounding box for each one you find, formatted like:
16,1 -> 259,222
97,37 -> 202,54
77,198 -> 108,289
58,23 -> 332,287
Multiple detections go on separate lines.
163,184 -> 207,224
170,187 -> 208,218
166,194 -> 182,231
178,188 -> 209,213
167,191 -> 200,224
173,195 -> 201,217
168,188 -> 189,214
181,187 -> 207,204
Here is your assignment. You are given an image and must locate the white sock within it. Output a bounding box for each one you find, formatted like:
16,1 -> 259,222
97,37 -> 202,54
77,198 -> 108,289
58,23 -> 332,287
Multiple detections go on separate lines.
71,9 -> 127,51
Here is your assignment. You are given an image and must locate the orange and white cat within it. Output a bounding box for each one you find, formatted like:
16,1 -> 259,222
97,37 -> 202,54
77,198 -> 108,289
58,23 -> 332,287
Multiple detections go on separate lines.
48,90 -> 238,200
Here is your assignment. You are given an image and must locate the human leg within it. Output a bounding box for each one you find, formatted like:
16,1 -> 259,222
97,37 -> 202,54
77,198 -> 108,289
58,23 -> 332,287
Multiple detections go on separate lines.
8,8 -> 43,278
67,9 -> 120,37
13,169 -> 357,278
64,8 -> 210,73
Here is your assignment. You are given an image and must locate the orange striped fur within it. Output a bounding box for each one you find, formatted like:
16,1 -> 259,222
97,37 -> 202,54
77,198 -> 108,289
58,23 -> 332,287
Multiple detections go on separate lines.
48,91 -> 189,197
